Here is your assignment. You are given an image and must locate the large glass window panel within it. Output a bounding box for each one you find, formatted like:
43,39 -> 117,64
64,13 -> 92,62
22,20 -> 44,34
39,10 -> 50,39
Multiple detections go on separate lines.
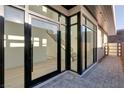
60,15 -> 66,25
71,15 -> 77,24
31,18 -> 58,80
29,5 -> 58,22
93,25 -> 97,31
82,16 -> 85,25
71,25 -> 77,72
81,26 -> 85,70
4,6 -> 24,88
86,20 -> 94,30
4,6 -> 24,24
60,25 -> 66,71
87,28 -> 93,67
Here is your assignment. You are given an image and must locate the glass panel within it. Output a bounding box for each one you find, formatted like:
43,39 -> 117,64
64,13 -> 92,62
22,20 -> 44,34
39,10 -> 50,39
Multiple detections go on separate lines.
82,16 -> 85,25
4,6 -> 24,88
60,25 -> 66,71
86,20 -> 94,30
60,15 -> 66,25
93,25 -> 97,31
87,28 -> 93,67
31,18 -> 58,80
71,25 -> 77,72
29,5 -> 58,22
4,6 -> 24,24
71,15 -> 77,24
81,26 -> 85,70
32,18 -> 58,32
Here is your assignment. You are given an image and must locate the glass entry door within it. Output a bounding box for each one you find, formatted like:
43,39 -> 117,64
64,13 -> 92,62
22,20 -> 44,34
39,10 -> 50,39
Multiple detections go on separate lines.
29,15 -> 59,85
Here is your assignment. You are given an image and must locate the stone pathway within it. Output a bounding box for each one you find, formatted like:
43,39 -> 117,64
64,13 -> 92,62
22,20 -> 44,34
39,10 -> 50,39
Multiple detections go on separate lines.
37,56 -> 124,88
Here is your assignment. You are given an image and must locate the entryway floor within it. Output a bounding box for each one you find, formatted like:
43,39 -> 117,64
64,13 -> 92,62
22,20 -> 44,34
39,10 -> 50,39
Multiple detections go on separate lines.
35,56 -> 124,88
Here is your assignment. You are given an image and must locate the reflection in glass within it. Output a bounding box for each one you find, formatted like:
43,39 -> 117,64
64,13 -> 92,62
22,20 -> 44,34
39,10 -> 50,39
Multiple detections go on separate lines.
87,28 -> 93,67
60,25 -> 66,71
71,15 -> 77,24
71,25 -> 77,72
60,15 -> 66,25
82,26 -> 85,70
86,20 -> 94,30
4,6 -> 24,88
29,5 -> 59,22
31,18 -> 58,80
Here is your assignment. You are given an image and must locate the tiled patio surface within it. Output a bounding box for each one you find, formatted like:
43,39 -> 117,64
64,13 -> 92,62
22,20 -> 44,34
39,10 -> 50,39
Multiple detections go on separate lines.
36,56 -> 124,88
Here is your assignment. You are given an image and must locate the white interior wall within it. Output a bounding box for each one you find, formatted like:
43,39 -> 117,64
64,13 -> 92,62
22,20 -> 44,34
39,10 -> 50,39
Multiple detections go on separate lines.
97,28 -> 104,61
32,27 -> 57,63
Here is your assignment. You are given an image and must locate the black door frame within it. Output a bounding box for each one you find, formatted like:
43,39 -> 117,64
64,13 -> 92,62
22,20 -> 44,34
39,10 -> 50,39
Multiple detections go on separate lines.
67,12 -> 82,74
25,15 -> 61,88
0,5 -> 65,88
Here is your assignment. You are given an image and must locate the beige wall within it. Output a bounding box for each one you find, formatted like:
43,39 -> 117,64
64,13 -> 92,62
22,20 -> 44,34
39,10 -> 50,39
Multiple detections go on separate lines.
97,28 -> 105,61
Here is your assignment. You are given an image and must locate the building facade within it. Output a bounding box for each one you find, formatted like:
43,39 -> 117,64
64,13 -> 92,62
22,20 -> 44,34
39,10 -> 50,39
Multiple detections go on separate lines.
0,5 -> 115,88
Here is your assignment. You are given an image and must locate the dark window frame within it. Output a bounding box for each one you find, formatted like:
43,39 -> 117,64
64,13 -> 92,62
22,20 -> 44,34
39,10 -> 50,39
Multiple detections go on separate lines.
26,7 -> 67,88
82,14 -> 97,71
0,5 -> 67,88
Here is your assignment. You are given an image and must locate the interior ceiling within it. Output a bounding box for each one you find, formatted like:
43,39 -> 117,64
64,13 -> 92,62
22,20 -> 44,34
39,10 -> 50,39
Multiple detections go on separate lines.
85,5 -> 116,35
62,5 -> 76,10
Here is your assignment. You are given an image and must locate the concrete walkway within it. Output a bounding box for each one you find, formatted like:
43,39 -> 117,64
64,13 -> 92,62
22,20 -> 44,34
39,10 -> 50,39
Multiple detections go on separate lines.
37,56 -> 124,88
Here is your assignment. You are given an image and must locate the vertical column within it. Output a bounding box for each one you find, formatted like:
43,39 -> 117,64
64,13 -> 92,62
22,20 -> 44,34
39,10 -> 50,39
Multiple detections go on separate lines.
65,17 -> 71,70
57,30 -> 61,72
77,12 -> 82,74
57,14 -> 61,72
24,11 -> 32,88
